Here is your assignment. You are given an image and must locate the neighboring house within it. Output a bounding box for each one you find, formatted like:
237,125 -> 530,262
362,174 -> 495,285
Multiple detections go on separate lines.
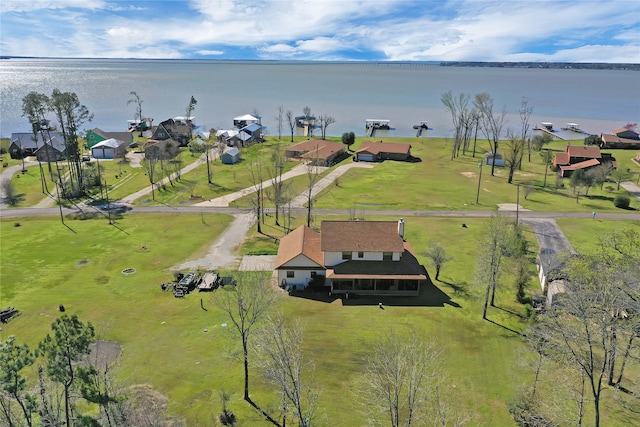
34,138 -> 68,162
553,144 -> 616,177
91,138 -> 126,159
221,147 -> 241,164
216,129 -> 242,147
240,123 -> 263,143
355,141 -> 412,162
285,139 -> 345,166
150,118 -> 194,146
599,128 -> 640,149
233,114 -> 261,128
275,219 -> 428,296
9,132 -> 64,159
86,128 -> 133,149
144,139 -> 180,160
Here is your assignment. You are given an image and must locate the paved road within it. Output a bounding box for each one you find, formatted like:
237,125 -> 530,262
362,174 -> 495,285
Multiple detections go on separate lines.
521,218 -> 576,255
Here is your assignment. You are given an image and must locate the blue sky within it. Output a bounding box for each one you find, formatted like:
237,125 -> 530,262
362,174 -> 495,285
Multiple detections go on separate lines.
1,0 -> 639,62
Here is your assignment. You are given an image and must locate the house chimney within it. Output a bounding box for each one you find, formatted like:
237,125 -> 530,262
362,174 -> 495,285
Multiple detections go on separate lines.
398,218 -> 405,239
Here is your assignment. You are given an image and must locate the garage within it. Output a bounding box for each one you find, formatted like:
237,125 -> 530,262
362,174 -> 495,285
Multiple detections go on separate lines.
356,152 -> 375,162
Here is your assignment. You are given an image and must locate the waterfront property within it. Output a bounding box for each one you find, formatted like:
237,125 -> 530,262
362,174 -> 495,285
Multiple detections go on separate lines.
90,138 -> 127,160
275,219 -> 428,296
355,140 -> 412,162
285,139 -> 346,166
9,132 -> 66,160
553,144 -> 616,177
151,118 -> 194,146
86,128 -> 133,149
599,127 -> 640,149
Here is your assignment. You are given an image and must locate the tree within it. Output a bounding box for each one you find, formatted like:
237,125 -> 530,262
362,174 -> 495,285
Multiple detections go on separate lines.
0,336 -> 37,427
142,143 -> 160,201
214,272 -> 279,404
22,91 -> 52,193
275,105 -> 284,140
38,314 -> 95,427
341,132 -> 355,151
519,97 -> 533,163
531,134 -> 552,151
285,110 -> 296,142
253,316 -> 318,427
185,95 -> 197,140
504,129 -> 526,184
474,215 -> 514,319
49,89 -> 93,197
127,91 -> 144,137
474,92 -> 507,176
268,146 -> 288,226
610,168 -> 632,190
441,91 -> 471,160
355,330 -> 440,427
318,114 -> 335,140
423,241 -> 451,281
246,155 -> 265,233
583,134 -> 600,146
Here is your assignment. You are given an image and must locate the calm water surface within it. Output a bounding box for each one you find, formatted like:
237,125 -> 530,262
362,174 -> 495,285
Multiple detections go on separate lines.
1,59 -> 639,139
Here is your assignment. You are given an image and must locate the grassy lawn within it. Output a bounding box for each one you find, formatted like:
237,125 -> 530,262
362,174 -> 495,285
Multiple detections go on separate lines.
312,137 -> 640,213
556,218 -> 640,253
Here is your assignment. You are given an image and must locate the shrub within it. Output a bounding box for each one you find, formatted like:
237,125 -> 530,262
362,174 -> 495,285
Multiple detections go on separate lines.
614,195 -> 630,209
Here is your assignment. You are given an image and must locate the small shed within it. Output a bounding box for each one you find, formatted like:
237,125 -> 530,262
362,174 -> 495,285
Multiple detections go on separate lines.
485,151 -> 504,166
222,147 -> 241,164
91,138 -> 126,159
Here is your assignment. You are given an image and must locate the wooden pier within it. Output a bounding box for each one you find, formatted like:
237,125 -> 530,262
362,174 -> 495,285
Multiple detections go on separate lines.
534,122 -> 566,140
365,119 -> 390,137
413,121 -> 429,137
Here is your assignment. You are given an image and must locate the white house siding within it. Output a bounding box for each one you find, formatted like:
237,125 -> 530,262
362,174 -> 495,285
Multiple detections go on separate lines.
277,269 -> 324,289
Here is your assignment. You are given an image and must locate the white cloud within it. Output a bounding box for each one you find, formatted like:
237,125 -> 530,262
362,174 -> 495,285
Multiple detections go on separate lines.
1,0 -> 106,12
196,49 -> 224,56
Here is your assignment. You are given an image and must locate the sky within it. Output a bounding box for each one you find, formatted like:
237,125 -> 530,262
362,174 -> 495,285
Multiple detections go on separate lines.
1,0 -> 639,62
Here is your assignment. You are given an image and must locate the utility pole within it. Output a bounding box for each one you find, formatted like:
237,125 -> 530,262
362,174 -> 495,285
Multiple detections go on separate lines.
476,162 -> 483,204
516,183 -> 520,224
543,149 -> 550,188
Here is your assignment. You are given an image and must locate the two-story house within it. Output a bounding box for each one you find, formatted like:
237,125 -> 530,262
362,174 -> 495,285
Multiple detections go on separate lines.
275,219 -> 428,296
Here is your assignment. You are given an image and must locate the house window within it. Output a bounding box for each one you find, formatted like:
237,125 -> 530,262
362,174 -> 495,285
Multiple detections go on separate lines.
310,271 -> 317,278
383,252 -> 393,261
286,271 -> 294,278
342,252 -> 352,260
357,252 -> 364,258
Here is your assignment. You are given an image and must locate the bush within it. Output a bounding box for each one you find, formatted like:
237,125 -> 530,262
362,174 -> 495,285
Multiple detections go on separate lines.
614,195 -> 630,209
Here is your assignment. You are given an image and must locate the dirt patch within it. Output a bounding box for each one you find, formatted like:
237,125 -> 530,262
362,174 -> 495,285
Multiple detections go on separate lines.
460,171 -> 476,178
76,259 -> 90,267
84,340 -> 122,370
122,268 -> 136,275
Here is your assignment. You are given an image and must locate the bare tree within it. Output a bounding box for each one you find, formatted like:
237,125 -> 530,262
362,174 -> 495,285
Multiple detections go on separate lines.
519,97 -> 534,163
355,330 -> 440,427
185,95 -> 197,140
441,91 -> 470,160
142,144 -> 160,201
253,316 -> 318,427
246,155 -> 265,233
22,91 -> 51,193
474,215 -> 514,319
423,241 -> 451,281
318,114 -> 335,140
275,106 -> 284,140
268,146 -> 288,226
504,128 -> 526,184
285,110 -> 296,142
474,93 -> 507,176
127,91 -> 144,137
214,272 -> 279,404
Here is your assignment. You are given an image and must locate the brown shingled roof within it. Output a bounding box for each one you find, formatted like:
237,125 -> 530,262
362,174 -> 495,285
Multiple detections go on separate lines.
566,145 -> 601,159
356,141 -> 411,155
560,158 -> 600,172
554,152 -> 570,166
287,139 -> 344,159
275,226 -> 323,269
321,220 -> 404,252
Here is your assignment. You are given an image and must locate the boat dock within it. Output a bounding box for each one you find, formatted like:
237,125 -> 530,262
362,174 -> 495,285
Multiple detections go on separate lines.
413,121 -> 429,137
560,122 -> 588,134
533,122 -> 566,140
365,119 -> 390,137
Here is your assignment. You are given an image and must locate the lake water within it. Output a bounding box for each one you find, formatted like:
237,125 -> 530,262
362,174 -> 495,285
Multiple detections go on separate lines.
1,59 -> 639,139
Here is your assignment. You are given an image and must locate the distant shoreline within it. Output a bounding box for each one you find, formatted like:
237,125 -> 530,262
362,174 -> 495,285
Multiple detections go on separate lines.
1,56 -> 638,71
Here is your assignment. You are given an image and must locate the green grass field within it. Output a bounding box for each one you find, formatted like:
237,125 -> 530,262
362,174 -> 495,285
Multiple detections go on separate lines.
1,133 -> 639,426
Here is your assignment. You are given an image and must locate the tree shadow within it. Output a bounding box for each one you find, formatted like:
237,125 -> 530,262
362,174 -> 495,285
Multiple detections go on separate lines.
484,318 -> 521,335
438,279 -> 472,299
492,304 -> 526,320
